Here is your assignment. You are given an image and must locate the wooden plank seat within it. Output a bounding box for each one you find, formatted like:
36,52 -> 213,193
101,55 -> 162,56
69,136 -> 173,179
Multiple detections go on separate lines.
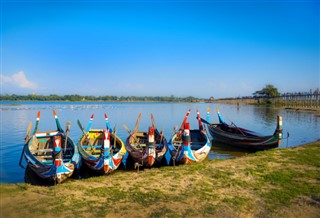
82,145 -> 102,149
31,148 -> 73,153
41,158 -> 72,165
31,148 -> 54,153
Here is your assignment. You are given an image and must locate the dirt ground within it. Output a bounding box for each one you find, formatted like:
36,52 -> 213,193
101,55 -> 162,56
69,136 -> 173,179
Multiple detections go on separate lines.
1,143 -> 320,218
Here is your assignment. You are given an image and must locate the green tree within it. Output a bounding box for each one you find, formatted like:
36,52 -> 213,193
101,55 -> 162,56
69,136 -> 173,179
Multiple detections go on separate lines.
254,84 -> 280,98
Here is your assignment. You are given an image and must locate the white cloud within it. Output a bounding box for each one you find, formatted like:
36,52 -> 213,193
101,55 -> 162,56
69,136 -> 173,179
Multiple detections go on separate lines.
1,71 -> 38,89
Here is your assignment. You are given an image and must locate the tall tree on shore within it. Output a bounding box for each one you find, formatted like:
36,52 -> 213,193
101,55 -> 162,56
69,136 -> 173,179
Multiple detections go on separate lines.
254,84 -> 280,98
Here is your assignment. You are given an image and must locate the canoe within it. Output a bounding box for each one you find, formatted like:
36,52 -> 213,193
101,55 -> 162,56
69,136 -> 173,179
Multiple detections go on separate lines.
167,109 -> 211,165
124,113 -> 168,167
77,114 -> 127,174
20,110 -> 81,184
203,108 -> 283,150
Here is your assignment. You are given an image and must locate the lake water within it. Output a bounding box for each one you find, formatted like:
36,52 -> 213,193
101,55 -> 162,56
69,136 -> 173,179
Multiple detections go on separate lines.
1,102 -> 319,183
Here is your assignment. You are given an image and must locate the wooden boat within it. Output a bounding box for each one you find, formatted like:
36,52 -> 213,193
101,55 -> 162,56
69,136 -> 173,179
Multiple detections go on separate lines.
77,114 -> 127,174
166,109 -> 211,165
124,113 -> 168,167
203,108 -> 283,150
19,110 -> 81,184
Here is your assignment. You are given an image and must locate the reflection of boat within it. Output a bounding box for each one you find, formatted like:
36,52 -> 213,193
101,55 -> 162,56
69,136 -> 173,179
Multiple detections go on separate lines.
20,110 -> 80,184
77,114 -> 127,174
203,108 -> 283,151
124,114 -> 168,167
167,109 -> 211,165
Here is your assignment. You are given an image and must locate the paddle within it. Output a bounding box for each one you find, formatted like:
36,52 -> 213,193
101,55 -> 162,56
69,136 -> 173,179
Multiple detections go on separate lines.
19,121 -> 33,168
77,119 -> 86,135
122,124 -> 140,145
230,121 -> 246,136
151,113 -> 156,129
171,125 -> 178,137
134,113 -> 142,133
159,126 -> 164,145
64,121 -> 71,153
200,117 -> 211,125
77,119 -> 89,145
151,113 -> 163,144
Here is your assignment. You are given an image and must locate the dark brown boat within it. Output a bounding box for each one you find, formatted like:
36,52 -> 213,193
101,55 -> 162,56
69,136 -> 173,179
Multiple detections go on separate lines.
202,108 -> 283,151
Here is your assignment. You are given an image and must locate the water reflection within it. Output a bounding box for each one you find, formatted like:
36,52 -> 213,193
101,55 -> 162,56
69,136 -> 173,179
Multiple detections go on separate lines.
253,106 -> 282,126
210,140 -> 257,159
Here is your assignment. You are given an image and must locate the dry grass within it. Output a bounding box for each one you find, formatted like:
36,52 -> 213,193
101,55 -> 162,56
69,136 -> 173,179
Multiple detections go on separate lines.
1,142 -> 320,218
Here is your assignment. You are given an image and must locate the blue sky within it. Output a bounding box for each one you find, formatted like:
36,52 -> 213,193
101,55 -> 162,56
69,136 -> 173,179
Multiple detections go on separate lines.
1,0 -> 319,98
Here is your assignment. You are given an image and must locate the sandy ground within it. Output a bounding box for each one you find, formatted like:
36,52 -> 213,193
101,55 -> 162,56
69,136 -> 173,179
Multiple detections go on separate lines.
1,143 -> 319,218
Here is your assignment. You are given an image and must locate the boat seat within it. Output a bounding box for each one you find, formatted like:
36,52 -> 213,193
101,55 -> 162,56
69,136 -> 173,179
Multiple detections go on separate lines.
41,160 -> 53,165
82,145 -> 102,149
37,155 -> 52,159
41,159 -> 71,165
31,148 -> 54,153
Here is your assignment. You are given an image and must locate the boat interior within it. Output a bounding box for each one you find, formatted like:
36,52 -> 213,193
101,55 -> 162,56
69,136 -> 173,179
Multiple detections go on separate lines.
80,130 -> 120,156
29,133 -> 74,165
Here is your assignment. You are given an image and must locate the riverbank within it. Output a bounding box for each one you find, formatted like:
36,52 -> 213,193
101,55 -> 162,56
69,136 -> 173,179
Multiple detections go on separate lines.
1,142 -> 319,217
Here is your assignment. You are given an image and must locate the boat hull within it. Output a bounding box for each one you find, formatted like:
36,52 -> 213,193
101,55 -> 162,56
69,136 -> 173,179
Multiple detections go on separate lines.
205,109 -> 282,151
78,129 -> 126,174
24,132 -> 80,184
125,130 -> 167,167
208,126 -> 280,150
168,129 -> 211,165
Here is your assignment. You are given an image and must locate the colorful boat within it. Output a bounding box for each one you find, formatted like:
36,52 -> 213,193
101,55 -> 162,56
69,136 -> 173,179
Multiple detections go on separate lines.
77,114 -> 127,174
167,109 -> 211,165
203,108 -> 283,150
124,113 -> 168,167
19,110 -> 81,184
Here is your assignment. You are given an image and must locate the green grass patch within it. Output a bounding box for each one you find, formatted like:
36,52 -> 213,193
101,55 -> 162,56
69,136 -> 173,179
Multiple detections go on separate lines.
149,207 -> 176,217
260,168 -> 320,210
284,147 -> 320,167
222,196 -> 250,207
0,184 -> 29,194
86,186 -> 127,201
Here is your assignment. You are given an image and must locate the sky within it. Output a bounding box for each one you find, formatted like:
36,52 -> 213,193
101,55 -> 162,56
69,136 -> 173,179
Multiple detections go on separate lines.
1,0 -> 319,98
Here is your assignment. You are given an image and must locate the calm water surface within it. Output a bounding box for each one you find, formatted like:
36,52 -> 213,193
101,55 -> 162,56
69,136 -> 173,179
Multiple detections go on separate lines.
1,102 -> 319,183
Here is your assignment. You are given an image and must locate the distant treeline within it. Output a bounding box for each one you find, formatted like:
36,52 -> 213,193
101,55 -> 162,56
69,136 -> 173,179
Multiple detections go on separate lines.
0,94 -> 207,102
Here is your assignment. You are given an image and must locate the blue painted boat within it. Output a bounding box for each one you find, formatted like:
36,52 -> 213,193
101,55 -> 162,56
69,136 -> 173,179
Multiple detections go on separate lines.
77,114 -> 127,174
166,109 -> 211,165
20,110 -> 81,184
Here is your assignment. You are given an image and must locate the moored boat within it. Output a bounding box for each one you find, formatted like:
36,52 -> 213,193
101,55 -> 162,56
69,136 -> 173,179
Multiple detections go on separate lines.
167,109 -> 211,165
203,108 -> 283,150
19,110 -> 80,184
123,113 -> 168,167
77,114 -> 127,174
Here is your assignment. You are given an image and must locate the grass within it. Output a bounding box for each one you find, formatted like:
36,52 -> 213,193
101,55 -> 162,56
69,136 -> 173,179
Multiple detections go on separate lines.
1,142 -> 320,217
